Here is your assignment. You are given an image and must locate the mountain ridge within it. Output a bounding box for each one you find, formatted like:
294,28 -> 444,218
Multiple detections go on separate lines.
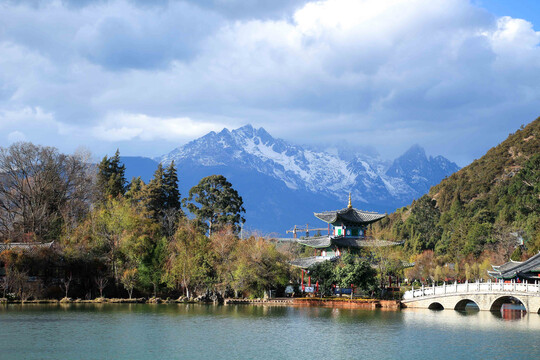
373,118 -> 540,259
119,124 -> 460,233
159,124 -> 459,207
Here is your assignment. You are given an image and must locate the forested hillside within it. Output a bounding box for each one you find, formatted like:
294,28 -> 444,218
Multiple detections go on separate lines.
374,119 -> 540,268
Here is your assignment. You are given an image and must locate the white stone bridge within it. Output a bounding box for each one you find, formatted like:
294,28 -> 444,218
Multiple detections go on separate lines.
402,280 -> 540,313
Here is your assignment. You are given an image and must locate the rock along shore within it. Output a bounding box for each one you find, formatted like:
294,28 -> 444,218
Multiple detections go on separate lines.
1,297 -> 402,309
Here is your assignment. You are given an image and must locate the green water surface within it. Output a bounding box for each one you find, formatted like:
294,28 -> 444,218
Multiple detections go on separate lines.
1,304 -> 539,360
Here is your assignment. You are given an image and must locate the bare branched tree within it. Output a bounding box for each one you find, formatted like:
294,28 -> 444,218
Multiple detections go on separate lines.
0,274 -> 10,298
10,269 -> 29,300
61,273 -> 73,299
94,276 -> 108,298
0,143 -> 93,242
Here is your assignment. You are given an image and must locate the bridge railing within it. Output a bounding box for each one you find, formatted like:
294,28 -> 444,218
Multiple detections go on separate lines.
403,280 -> 540,300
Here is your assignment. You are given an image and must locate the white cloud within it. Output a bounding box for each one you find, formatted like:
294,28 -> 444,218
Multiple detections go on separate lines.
0,0 -> 539,164
0,107 -> 56,127
92,113 -> 228,141
7,131 -> 27,143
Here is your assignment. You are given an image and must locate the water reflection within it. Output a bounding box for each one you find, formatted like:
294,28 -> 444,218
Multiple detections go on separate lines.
495,304 -> 527,321
1,304 -> 540,360
403,307 -> 539,330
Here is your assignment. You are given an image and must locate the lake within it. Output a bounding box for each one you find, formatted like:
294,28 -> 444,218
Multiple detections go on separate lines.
1,304 -> 539,360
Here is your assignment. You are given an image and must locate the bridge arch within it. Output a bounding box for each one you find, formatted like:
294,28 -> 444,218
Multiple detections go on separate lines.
454,299 -> 480,311
489,296 -> 528,312
428,302 -> 444,310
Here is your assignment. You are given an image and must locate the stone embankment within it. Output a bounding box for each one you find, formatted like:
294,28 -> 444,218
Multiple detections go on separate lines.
1,297 -> 402,309
224,298 -> 294,305
224,297 -> 401,309
293,298 -> 401,309
0,297 -> 204,304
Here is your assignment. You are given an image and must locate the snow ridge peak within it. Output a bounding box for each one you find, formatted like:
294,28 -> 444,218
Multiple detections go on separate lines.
159,125 -> 459,206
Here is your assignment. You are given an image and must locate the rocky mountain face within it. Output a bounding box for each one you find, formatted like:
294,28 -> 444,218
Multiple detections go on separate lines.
385,144 -> 459,198
139,124 -> 459,233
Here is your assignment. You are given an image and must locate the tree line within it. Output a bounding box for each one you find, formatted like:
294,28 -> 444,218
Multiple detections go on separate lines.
0,142 -> 424,301
0,143 -> 290,300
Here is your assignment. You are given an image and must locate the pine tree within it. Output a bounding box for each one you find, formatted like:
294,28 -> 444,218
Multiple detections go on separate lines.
97,149 -> 127,200
163,161 -> 181,213
145,164 -> 167,219
126,177 -> 145,204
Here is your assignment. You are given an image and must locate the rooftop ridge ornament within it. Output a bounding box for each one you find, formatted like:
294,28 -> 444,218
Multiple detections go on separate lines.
348,192 -> 352,209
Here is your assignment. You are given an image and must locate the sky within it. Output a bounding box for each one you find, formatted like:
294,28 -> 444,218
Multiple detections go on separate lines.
0,0 -> 539,166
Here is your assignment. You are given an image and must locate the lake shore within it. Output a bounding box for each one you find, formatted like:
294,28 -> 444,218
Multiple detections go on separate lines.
1,296 -> 402,309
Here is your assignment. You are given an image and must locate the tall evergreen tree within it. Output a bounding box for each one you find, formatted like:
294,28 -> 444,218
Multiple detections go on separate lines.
145,164 -> 167,218
164,161 -> 181,212
126,177 -> 145,205
97,149 -> 127,200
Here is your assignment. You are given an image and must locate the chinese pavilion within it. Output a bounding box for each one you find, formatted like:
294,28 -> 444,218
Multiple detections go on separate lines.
290,195 -> 402,268
488,252 -> 540,282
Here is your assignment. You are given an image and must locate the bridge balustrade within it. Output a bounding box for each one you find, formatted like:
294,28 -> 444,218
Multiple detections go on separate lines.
403,280 -> 540,300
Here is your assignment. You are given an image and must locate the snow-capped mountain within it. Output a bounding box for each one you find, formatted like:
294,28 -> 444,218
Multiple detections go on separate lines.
158,124 -> 459,212
120,124 -> 459,232
385,144 -> 459,196
161,125 -> 356,195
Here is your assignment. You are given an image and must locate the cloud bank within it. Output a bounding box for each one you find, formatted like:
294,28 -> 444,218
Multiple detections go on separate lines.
0,0 -> 539,164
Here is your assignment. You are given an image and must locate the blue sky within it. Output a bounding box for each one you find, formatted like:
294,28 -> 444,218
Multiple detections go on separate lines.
478,0 -> 540,30
0,0 -> 539,166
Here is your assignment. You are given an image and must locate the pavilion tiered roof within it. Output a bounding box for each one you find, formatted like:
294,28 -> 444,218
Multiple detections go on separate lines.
296,236 -> 403,249
489,252 -> 540,280
314,207 -> 386,225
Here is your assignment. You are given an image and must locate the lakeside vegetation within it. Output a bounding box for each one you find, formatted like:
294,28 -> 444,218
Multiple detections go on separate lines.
0,119 -> 537,301
0,144 -> 294,300
0,144 -> 378,301
373,119 -> 540,283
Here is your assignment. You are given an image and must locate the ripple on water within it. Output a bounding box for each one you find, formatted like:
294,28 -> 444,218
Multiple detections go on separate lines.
1,304 -> 540,360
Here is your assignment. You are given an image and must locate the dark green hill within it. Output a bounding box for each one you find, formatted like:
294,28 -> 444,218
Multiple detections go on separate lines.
374,118 -> 539,261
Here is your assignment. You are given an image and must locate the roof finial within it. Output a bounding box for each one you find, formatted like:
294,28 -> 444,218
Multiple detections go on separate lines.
348,192 -> 352,209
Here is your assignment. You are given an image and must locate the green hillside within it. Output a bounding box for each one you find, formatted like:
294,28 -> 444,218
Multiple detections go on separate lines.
374,118 -> 540,264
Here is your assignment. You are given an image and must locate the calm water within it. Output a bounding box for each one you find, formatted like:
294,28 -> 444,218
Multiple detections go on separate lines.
1,304 -> 539,360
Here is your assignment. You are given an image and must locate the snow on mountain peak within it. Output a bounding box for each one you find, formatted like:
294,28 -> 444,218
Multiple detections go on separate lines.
159,126 -> 459,206
161,125 -> 357,196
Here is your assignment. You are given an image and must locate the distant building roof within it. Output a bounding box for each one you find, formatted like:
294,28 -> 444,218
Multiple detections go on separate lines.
0,241 -> 54,254
332,237 -> 403,248
490,252 -> 540,279
297,236 -> 332,248
290,256 -> 339,269
296,235 -> 403,249
314,207 -> 386,225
